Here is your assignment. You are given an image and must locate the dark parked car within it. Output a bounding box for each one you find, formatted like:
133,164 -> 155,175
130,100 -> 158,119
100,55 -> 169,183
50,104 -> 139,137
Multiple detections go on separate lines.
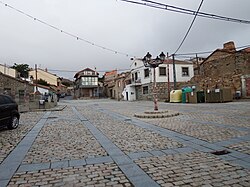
0,94 -> 20,129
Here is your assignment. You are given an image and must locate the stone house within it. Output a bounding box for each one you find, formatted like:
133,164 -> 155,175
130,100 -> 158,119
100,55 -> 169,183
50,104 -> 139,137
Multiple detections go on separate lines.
0,72 -> 34,103
126,58 -> 194,101
191,41 -> 250,98
74,68 -> 99,98
103,70 -> 130,100
103,70 -> 118,98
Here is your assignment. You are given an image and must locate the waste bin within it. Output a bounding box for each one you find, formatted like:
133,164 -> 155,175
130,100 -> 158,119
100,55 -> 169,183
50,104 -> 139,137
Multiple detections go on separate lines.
170,90 -> 182,103
182,87 -> 193,103
197,91 -> 205,103
205,88 -> 232,103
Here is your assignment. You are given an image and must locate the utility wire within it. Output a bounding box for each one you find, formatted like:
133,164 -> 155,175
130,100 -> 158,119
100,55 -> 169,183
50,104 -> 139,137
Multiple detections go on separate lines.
120,0 -> 250,24
0,1 -> 134,58
173,0 -> 204,55
48,68 -> 130,73
175,44 -> 250,57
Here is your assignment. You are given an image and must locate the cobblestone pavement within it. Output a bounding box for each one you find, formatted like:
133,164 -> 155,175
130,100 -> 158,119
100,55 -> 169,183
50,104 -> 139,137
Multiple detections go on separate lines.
9,163 -> 131,187
0,112 -> 45,164
135,152 -> 250,186
227,141 -> 250,155
0,99 -> 249,187
77,107 -> 183,154
22,106 -> 107,164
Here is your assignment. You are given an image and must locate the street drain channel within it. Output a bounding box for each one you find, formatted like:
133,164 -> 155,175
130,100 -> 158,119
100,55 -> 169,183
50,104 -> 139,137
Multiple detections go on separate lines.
211,150 -> 230,155
47,116 -> 58,119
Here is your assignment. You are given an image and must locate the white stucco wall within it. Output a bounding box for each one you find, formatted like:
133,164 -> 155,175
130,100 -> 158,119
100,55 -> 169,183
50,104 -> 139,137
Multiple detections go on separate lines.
122,85 -> 136,101
0,64 -> 16,78
130,59 -> 194,84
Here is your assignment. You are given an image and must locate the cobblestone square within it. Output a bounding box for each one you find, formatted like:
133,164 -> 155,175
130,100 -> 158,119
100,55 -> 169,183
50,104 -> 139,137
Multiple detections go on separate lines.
0,99 -> 249,187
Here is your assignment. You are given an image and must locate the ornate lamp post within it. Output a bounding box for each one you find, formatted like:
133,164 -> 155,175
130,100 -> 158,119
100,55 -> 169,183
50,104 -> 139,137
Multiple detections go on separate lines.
142,52 -> 166,111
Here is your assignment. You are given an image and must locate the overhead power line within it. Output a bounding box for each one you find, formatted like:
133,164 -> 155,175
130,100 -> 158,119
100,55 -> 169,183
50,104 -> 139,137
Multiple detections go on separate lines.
175,44 -> 250,57
48,68 -> 130,73
120,0 -> 250,24
173,0 -> 204,55
0,1 -> 135,58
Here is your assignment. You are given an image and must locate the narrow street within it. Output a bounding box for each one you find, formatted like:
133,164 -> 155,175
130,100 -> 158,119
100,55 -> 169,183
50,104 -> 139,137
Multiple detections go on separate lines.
0,99 -> 250,187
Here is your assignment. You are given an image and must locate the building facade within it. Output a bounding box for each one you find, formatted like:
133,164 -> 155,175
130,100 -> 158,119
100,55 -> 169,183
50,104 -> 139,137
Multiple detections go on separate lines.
190,41 -> 250,98
0,73 -> 34,103
29,68 -> 62,90
74,68 -> 99,98
0,64 -> 17,78
125,58 -> 194,101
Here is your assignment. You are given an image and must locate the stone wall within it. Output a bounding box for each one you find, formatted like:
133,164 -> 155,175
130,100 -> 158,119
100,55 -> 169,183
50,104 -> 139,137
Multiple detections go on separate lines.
136,82 -> 173,101
0,73 -> 34,102
190,50 -> 250,97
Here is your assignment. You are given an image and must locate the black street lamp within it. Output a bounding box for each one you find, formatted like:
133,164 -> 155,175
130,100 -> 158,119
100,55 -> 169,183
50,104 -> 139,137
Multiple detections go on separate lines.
142,52 -> 166,111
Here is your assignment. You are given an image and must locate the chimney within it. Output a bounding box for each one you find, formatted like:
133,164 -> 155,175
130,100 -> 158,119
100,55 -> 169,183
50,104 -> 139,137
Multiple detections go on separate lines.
223,41 -> 236,52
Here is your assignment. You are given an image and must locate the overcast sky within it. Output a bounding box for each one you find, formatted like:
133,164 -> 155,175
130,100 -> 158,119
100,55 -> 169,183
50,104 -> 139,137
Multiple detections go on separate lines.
0,0 -> 250,79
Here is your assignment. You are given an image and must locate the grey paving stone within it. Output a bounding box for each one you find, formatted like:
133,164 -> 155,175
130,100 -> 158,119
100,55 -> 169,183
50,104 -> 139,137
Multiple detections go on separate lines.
119,163 -> 147,178
176,135 -> 195,141
189,144 -> 214,152
0,179 -> 9,187
86,156 -> 113,165
69,159 -> 87,167
149,150 -> 166,156
161,148 -> 178,155
201,143 -> 223,151
112,155 -> 134,165
229,150 -> 249,159
128,151 -> 152,160
51,160 -> 69,169
128,174 -> 160,187
106,148 -> 124,156
217,154 -> 238,161
18,163 -> 50,172
0,162 -> 19,180
174,147 -> 195,154
189,138 -> 208,145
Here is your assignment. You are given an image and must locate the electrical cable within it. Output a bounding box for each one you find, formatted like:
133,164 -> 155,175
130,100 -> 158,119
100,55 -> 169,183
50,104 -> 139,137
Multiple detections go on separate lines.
173,0 -> 204,55
120,0 -> 250,24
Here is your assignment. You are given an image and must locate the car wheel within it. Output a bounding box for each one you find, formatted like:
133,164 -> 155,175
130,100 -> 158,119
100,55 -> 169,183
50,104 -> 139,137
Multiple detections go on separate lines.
7,115 -> 19,130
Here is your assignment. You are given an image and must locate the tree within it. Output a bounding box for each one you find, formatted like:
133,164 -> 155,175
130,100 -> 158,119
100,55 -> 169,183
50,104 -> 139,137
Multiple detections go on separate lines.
11,63 -> 30,78
35,79 -> 50,86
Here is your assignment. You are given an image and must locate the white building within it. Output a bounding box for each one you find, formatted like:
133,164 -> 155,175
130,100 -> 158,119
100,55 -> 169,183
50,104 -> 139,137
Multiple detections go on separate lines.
0,64 -> 17,78
123,58 -> 194,101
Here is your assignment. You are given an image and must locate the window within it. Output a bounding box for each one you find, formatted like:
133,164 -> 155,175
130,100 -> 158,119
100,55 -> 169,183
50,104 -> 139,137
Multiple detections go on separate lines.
132,74 -> 134,82
81,77 -> 98,86
182,67 -> 189,76
135,72 -> 138,81
118,81 -> 121,87
144,68 -> 149,78
159,67 -> 166,76
142,86 -> 149,94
